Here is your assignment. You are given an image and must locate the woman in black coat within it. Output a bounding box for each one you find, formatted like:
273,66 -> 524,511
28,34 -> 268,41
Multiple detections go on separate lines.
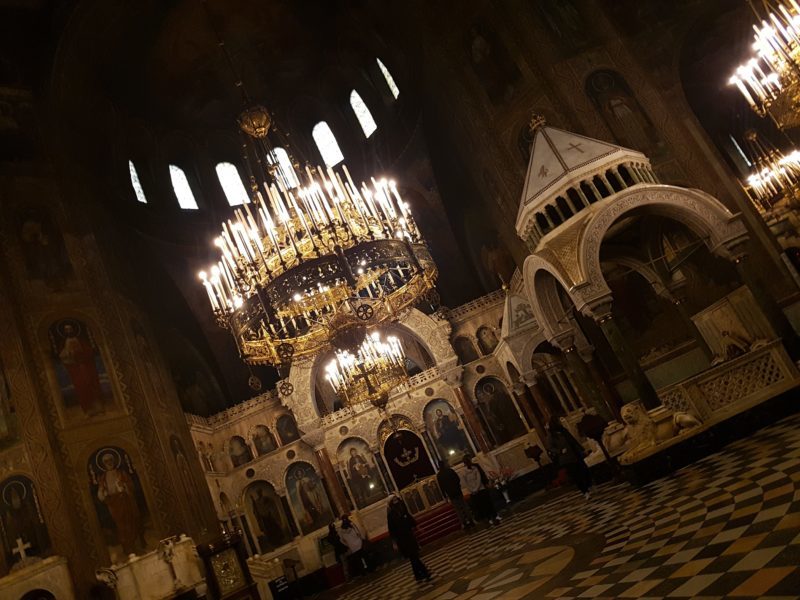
386,495 -> 432,582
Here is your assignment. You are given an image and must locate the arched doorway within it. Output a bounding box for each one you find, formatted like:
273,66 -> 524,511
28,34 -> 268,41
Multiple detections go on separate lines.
382,429 -> 434,490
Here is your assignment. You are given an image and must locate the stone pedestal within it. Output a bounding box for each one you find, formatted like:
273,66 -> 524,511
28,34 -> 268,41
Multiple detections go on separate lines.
0,556 -> 75,600
96,535 -> 205,600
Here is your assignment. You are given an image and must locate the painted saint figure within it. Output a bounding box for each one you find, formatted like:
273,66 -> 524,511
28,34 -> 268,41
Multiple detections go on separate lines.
50,319 -> 109,416
95,452 -> 143,555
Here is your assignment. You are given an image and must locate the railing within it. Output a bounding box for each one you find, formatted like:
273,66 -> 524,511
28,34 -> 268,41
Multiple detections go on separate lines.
445,289 -> 505,321
656,340 -> 797,421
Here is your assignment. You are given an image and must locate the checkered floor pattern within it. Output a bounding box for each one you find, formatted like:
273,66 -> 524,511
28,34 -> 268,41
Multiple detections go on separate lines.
328,413 -> 800,599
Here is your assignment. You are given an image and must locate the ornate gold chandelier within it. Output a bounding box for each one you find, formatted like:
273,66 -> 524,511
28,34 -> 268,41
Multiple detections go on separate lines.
740,129 -> 800,210
729,1 -> 800,129
325,332 -> 407,409
198,106 -> 438,368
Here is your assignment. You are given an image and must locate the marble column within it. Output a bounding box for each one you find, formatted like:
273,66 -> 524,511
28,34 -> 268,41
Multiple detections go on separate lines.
561,345 -> 613,421
585,355 -> 623,421
452,385 -> 491,453
316,448 -> 348,517
734,254 -> 800,359
592,305 -> 660,410
513,379 -> 546,440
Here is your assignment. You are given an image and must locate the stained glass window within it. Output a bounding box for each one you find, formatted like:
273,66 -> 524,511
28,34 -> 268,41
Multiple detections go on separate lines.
169,164 -> 199,210
215,162 -> 249,206
312,122 -> 344,167
128,160 -> 147,204
377,58 -> 400,99
349,90 -> 377,137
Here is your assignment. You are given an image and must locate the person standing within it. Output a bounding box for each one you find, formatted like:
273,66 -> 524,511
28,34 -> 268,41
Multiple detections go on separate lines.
462,455 -> 501,526
339,514 -> 369,577
386,495 -> 432,583
546,418 -> 592,498
435,459 -> 474,529
325,523 -> 349,579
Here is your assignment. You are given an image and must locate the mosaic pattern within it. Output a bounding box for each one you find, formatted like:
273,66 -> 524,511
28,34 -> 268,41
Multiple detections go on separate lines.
331,413 -> 800,599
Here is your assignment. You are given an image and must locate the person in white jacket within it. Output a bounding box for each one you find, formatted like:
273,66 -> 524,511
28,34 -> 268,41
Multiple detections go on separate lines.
462,455 -> 501,526
339,514 -> 370,576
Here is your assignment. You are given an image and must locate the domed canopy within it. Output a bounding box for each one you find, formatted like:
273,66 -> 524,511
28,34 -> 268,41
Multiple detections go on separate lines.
516,117 -> 649,241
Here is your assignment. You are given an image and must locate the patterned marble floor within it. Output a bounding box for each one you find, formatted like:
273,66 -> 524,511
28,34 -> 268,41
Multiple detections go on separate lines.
328,413 -> 800,599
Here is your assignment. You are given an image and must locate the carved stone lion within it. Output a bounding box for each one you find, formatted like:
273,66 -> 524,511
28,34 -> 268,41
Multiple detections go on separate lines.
620,401 -> 657,462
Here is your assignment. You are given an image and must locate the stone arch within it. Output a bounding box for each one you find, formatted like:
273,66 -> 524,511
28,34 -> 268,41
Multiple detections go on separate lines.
577,186 -> 747,308
601,252 -> 673,301
522,256 -> 579,340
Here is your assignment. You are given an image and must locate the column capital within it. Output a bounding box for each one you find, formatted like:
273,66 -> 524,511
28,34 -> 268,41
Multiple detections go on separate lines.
583,296 -> 614,323
301,429 -> 326,451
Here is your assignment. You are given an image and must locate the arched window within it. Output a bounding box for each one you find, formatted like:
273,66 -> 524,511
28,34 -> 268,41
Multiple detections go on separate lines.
268,147 -> 299,188
349,90 -> 377,137
312,122 -> 344,167
128,160 -> 147,204
169,164 -> 199,210
215,162 -> 250,206
377,58 -> 400,99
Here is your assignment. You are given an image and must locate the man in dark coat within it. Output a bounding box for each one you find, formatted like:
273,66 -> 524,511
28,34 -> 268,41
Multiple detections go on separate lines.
436,459 -> 474,529
546,418 -> 592,498
386,495 -> 432,583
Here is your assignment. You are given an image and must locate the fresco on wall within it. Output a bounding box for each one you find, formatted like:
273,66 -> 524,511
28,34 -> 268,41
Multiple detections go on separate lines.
585,70 -> 664,159
48,318 -> 115,419
245,481 -> 293,551
16,207 -> 73,290
0,352 -> 17,450
467,22 -> 520,104
536,0 -> 595,56
423,399 -> 472,462
453,336 -> 479,364
276,414 -> 300,445
475,377 -> 527,446
476,326 -> 499,354
0,475 -> 50,570
252,425 -> 277,456
229,436 -> 253,467
88,446 -> 151,562
285,462 -> 334,535
337,438 -> 387,509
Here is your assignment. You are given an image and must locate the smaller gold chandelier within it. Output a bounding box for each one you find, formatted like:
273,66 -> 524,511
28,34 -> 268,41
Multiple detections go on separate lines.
324,332 -> 406,410
740,129 -> 800,211
729,1 -> 800,129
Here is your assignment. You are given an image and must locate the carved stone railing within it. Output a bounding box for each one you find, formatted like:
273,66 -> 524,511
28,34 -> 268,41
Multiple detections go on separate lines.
656,340 -> 797,421
394,366 -> 441,394
444,289 -> 505,322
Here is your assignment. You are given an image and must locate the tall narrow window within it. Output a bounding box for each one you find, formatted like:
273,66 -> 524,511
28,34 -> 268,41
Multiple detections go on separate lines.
268,147 -> 299,188
128,160 -> 147,204
215,162 -> 249,206
169,164 -> 199,210
349,90 -> 377,137
377,58 -> 400,99
312,122 -> 344,167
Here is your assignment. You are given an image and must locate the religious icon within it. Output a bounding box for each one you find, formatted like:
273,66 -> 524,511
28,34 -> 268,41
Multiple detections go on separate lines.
585,70 -> 663,158
245,481 -> 293,551
88,446 -> 149,562
16,207 -> 73,290
467,23 -> 520,104
475,377 -> 527,446
49,318 -> 114,419
285,463 -> 333,535
252,425 -> 277,456
228,436 -> 253,467
0,475 -> 50,569
476,326 -> 499,354
338,438 -> 387,509
424,400 -> 471,462
276,414 -> 300,445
